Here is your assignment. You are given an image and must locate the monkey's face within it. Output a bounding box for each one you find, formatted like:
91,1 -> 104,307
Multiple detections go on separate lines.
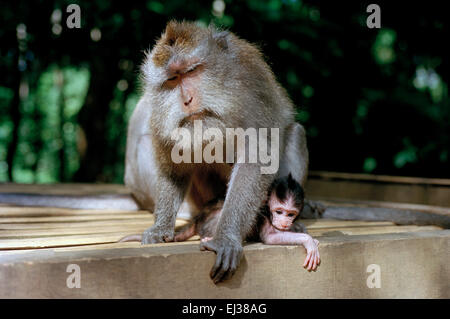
143,21 -> 239,144
268,191 -> 300,231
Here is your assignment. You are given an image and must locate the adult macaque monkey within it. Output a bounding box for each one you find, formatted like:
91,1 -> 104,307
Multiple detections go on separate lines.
124,21 -> 309,283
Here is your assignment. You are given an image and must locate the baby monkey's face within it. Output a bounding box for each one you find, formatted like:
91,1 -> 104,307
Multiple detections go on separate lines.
268,191 -> 301,230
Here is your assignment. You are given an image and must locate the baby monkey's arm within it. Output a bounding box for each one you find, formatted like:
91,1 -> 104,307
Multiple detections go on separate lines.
260,226 -> 320,271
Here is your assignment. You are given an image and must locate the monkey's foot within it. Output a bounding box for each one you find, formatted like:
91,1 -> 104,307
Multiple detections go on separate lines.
302,200 -> 326,219
200,236 -> 243,284
303,238 -> 320,271
141,226 -> 174,244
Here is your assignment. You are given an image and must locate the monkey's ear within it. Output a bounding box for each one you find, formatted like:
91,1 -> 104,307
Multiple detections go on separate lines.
213,31 -> 229,50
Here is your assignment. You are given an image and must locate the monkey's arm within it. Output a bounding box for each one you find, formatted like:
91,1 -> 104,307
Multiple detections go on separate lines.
141,173 -> 186,244
261,228 -> 320,271
200,164 -> 273,283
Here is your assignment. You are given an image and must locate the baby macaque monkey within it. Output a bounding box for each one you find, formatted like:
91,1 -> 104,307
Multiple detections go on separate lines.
121,174 -> 320,271
255,174 -> 320,271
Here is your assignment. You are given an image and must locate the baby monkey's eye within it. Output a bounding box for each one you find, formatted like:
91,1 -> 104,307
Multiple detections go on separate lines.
276,210 -> 282,215
167,75 -> 178,81
288,213 -> 295,217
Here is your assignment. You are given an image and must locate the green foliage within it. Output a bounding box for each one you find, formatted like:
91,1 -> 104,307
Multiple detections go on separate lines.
363,157 -> 377,173
393,138 -> 418,168
10,65 -> 90,183
372,29 -> 396,65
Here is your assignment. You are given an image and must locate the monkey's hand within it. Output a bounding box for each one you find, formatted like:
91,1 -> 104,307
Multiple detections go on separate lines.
200,236 -> 243,284
303,238 -> 320,271
141,225 -> 174,244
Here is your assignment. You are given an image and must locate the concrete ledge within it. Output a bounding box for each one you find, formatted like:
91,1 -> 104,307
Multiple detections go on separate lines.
1,230 -> 449,298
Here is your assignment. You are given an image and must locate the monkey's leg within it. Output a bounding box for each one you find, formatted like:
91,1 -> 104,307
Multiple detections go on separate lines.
141,174 -> 186,244
174,223 -> 196,242
200,164 -> 273,283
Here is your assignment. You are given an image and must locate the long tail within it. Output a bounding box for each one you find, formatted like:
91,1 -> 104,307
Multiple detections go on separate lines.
0,193 -> 140,210
303,199 -> 450,228
118,234 -> 143,242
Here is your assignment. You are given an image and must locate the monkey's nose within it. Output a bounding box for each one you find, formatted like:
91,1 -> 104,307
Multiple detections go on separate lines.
184,96 -> 193,106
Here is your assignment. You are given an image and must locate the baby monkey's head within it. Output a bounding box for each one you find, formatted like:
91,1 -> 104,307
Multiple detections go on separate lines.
267,174 -> 304,231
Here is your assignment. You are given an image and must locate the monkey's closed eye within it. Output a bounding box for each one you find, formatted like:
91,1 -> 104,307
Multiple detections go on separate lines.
167,75 -> 178,81
276,210 -> 282,215
186,65 -> 199,73
288,213 -> 295,217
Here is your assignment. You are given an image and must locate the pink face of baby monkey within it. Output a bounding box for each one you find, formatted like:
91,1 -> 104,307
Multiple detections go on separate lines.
268,191 -> 301,230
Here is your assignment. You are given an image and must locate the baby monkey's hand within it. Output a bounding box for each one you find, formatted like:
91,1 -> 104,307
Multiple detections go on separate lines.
303,238 -> 320,271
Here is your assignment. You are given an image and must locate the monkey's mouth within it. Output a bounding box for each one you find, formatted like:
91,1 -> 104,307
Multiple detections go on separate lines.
187,111 -> 207,121
179,109 -> 219,127
273,225 -> 290,231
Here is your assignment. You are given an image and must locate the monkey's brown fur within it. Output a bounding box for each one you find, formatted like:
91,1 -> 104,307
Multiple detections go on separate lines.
153,21 -> 209,67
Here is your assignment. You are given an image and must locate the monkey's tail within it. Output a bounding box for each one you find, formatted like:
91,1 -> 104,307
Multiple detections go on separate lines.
118,234 -> 143,242
321,206 -> 450,228
0,193 -> 140,210
306,199 -> 450,229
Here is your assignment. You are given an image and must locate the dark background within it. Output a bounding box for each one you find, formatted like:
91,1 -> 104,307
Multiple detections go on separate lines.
0,0 -> 448,184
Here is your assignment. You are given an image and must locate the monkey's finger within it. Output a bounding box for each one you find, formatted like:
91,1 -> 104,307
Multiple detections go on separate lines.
313,252 -> 319,270
210,250 -> 224,281
307,250 -> 314,267
307,254 -> 313,271
308,251 -> 317,271
222,248 -> 240,282
303,252 -> 310,267
311,252 -> 317,270
303,251 -> 312,268
213,251 -> 231,284
313,250 -> 320,269
200,241 -> 217,252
